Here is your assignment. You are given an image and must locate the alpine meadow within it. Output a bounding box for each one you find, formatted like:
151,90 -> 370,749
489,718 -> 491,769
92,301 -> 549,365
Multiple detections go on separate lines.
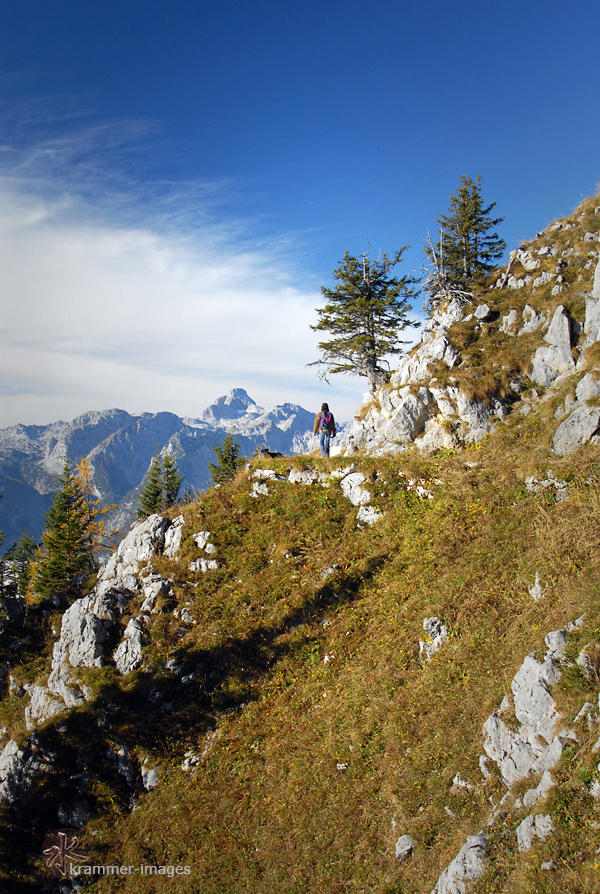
1,184 -> 600,894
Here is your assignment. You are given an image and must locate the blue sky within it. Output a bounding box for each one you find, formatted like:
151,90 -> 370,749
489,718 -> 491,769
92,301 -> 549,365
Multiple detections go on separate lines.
1,0 -> 599,426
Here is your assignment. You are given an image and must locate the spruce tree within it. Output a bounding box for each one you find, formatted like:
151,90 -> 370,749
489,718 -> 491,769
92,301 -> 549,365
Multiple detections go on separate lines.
310,248 -> 417,393
209,434 -> 243,485
425,175 -> 505,308
3,531 -> 37,598
137,449 -> 183,519
137,449 -> 165,519
163,453 -> 183,508
33,457 -> 95,601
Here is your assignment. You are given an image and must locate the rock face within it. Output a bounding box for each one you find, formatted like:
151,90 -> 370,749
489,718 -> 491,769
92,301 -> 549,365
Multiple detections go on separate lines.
337,237 -> 600,457
530,306 -> 576,386
482,634 -> 571,788
431,832 -> 488,894
0,737 -> 55,809
47,514 -> 173,707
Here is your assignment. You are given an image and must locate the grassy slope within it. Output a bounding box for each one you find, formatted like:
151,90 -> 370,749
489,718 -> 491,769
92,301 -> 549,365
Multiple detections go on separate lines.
1,195 -> 600,893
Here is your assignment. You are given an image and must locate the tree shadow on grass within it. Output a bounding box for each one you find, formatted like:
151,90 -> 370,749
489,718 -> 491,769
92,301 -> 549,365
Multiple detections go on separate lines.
0,554 -> 386,890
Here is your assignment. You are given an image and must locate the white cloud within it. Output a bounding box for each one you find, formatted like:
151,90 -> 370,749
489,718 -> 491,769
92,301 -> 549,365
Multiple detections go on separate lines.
0,160 -> 366,427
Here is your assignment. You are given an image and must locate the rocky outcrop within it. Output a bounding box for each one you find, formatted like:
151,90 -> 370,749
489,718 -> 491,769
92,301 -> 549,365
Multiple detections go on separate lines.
431,833 -> 488,894
0,735 -> 55,809
530,305 -> 576,386
47,514 -> 173,707
339,246 -> 600,458
481,621 -> 580,789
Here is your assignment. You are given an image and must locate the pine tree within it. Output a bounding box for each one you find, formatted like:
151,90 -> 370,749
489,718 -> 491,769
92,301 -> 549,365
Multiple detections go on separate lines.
310,248 -> 417,393
33,457 -> 95,601
209,434 -> 243,485
425,175 -> 506,309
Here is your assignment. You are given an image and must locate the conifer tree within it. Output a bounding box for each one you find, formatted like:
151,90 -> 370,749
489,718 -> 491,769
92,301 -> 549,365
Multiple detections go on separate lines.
137,449 -> 183,519
137,449 -> 165,519
3,531 -> 37,598
163,453 -> 184,509
209,434 -> 243,485
425,175 -> 505,309
33,457 -> 95,601
310,248 -> 417,393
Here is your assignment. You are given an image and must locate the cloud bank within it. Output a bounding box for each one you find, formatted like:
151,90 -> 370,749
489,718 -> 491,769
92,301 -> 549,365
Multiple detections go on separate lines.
0,117 -> 365,426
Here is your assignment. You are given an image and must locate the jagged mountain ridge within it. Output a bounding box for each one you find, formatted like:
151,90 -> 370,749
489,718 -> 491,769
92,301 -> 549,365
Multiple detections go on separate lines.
0,389 -> 319,550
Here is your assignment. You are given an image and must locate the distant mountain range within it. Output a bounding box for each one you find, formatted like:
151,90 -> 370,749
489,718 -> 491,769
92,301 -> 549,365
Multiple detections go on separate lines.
0,388 -> 322,551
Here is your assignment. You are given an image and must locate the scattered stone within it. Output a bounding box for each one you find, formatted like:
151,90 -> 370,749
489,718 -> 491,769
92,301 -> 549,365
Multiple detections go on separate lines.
395,834 -> 416,862
553,405 -> 600,454
419,617 -> 448,660
500,309 -> 518,334
356,505 -> 383,526
529,572 -> 546,603
516,814 -> 553,852
452,772 -> 472,791
141,761 -> 159,791
189,558 -> 218,572
474,303 -> 493,321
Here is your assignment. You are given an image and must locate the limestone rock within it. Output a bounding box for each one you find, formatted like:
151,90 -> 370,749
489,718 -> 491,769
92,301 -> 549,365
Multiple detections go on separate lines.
522,770 -> 555,808
474,303 -> 493,321
391,339 -> 458,388
552,405 -> 600,454
288,468 -> 327,485
48,515 -> 171,706
483,642 -> 570,787
516,814 -> 553,852
575,371 -> 600,403
528,572 -> 546,603
520,305 -> 546,334
113,618 -> 145,674
163,515 -> 185,557
339,472 -> 370,506
356,505 -> 383,526
102,514 -> 171,580
431,832 -> 488,894
0,737 -> 54,807
23,684 -> 65,730
382,387 -> 433,444
141,761 -> 159,791
189,558 -> 218,572
419,617 -> 448,660
593,254 -> 600,299
501,309 -> 518,334
530,306 -> 575,387
395,834 -> 416,862
58,798 -> 92,829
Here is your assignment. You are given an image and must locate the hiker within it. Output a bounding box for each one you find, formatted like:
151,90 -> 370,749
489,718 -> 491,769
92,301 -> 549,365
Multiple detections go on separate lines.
313,402 -> 336,457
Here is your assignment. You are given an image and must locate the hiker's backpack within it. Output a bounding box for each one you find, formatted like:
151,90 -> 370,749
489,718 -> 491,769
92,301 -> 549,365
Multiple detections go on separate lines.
321,411 -> 334,431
